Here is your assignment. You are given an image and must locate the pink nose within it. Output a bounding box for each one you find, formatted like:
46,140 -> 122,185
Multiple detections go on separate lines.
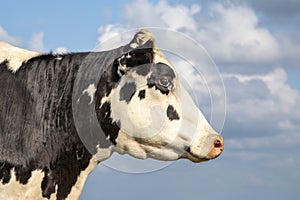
206,135 -> 224,159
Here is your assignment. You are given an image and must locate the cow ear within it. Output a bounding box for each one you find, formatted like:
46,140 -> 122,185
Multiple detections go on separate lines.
116,29 -> 156,76
128,29 -> 156,50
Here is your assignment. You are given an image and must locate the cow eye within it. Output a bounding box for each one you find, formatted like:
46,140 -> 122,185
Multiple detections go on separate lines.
158,77 -> 173,90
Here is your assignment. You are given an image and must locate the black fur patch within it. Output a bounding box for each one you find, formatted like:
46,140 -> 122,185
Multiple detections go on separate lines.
134,63 -> 152,76
0,59 -> 9,67
120,82 -> 137,103
114,45 -> 154,76
155,62 -> 176,79
125,48 -> 153,67
96,102 -> 120,145
0,162 -> 13,184
94,47 -> 125,146
138,90 -> 146,100
0,52 -> 93,200
167,105 -> 180,121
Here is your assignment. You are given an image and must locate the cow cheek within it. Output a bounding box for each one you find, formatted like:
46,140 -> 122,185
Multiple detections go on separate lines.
127,101 -> 152,129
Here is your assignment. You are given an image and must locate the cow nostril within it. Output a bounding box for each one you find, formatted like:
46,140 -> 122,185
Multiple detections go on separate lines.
214,140 -> 222,148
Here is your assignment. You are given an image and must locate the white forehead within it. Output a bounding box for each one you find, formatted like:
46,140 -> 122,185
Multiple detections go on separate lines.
0,42 -> 40,72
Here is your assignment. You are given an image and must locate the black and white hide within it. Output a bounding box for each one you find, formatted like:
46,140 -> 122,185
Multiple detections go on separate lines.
0,29 -> 223,200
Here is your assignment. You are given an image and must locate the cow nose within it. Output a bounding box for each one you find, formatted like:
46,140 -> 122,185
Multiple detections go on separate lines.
214,138 -> 223,148
206,135 -> 224,159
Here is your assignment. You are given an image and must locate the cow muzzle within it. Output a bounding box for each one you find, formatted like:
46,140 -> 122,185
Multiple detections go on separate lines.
184,133 -> 224,162
205,135 -> 224,159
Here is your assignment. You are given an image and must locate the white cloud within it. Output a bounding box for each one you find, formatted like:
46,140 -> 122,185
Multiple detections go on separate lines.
224,69 -> 299,139
28,32 -> 44,52
223,68 -> 300,122
0,26 -> 22,46
96,25 -> 128,51
97,0 -> 281,66
53,47 -> 68,54
123,0 -> 200,31
0,27 -> 46,52
196,3 -> 280,64
96,1 -> 201,50
154,1 -> 200,31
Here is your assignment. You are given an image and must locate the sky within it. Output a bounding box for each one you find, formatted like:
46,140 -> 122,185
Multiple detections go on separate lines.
1,0 -> 300,199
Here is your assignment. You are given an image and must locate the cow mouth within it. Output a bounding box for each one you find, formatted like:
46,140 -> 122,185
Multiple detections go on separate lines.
183,146 -> 209,162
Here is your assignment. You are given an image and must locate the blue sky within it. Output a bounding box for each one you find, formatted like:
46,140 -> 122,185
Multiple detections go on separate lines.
1,0 -> 300,200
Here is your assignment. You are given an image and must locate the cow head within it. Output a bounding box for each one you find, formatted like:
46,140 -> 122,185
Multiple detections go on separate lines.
97,29 -> 223,162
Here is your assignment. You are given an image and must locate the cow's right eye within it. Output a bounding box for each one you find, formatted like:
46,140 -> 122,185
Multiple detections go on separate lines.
158,77 -> 170,87
157,77 -> 173,91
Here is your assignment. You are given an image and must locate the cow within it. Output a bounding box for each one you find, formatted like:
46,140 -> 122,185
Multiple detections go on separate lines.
0,29 -> 224,200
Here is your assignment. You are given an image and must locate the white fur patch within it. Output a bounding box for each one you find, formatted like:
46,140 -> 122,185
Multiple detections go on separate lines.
0,170 -> 52,200
94,145 -> 114,161
0,156 -> 104,200
0,42 -> 40,73
82,84 -> 97,104
100,95 -> 111,107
